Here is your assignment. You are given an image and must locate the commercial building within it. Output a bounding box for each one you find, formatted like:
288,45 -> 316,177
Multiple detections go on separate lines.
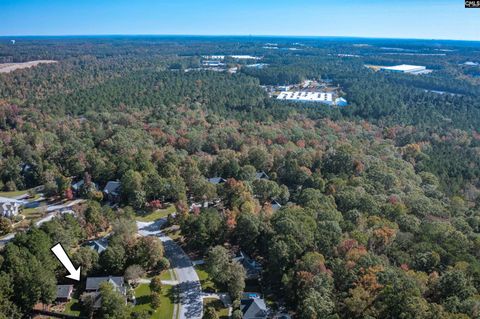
277,91 -> 334,104
380,64 -> 430,74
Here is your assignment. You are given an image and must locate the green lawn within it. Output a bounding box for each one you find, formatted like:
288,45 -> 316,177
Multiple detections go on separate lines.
0,190 -> 28,198
136,205 -> 176,222
195,265 -> 221,293
64,297 -> 81,316
159,269 -> 173,281
133,283 -> 175,319
21,207 -> 44,220
203,298 -> 229,319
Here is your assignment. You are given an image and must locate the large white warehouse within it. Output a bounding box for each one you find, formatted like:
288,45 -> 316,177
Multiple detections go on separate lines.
380,64 -> 430,74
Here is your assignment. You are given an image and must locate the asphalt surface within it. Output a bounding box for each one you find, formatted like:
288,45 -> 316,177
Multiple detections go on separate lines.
137,220 -> 203,319
0,199 -> 85,247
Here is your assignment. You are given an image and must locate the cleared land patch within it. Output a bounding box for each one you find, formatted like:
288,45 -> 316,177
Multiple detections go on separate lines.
0,60 -> 57,73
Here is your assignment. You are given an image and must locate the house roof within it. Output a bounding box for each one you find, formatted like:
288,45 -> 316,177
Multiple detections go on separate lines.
85,238 -> 109,254
208,177 -> 226,184
86,276 -> 125,293
71,180 -> 84,191
104,181 -> 121,195
0,196 -> 25,204
241,298 -> 268,319
56,285 -> 73,299
255,171 -> 269,180
271,200 -> 282,211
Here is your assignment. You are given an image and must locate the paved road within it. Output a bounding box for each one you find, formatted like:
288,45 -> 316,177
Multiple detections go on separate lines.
0,199 -> 85,247
137,220 -> 203,319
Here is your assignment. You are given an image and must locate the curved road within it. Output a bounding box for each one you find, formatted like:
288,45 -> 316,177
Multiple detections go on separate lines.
137,220 -> 203,319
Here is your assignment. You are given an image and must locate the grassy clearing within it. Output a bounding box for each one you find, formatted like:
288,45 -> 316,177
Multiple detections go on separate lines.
159,269 -> 173,281
0,190 -> 28,198
164,226 -> 182,242
195,265 -> 221,293
64,297 -> 81,316
133,283 -> 175,319
136,205 -> 176,222
203,298 -> 229,319
21,207 -> 44,220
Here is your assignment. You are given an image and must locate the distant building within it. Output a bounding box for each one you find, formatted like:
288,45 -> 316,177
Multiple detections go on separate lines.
72,179 -> 98,197
202,55 -> 225,60
208,177 -> 227,185
202,60 -> 225,67
85,237 -> 109,254
380,64 -> 431,74
245,63 -> 268,69
277,91 -> 334,104
335,97 -> 348,107
230,55 -> 262,60
255,171 -> 269,180
103,181 -> 121,202
233,251 -> 263,280
271,200 -> 282,211
0,197 -> 25,218
56,285 -> 74,302
241,297 -> 269,319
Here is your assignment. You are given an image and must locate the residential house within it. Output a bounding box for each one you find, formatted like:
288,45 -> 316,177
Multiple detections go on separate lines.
72,179 -> 98,197
56,285 -> 74,303
255,171 -> 269,180
271,200 -> 282,211
207,177 -> 227,185
85,237 -> 109,254
103,181 -> 121,202
241,297 -> 269,319
85,276 -> 127,308
0,196 -> 25,218
234,251 -> 263,280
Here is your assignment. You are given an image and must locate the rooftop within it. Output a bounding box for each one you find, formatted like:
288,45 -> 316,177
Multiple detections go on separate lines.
381,64 -> 426,72
56,285 -> 74,300
86,276 -> 125,294
277,91 -> 334,103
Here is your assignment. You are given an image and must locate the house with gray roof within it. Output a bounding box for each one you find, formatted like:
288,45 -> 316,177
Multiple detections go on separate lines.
103,181 -> 121,202
85,276 -> 127,309
241,298 -> 269,319
255,171 -> 270,180
85,237 -> 109,254
208,177 -> 227,185
271,200 -> 282,211
234,251 -> 263,280
56,285 -> 74,302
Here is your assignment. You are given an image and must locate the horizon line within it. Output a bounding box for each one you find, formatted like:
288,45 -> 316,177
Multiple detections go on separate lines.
1,33 -> 479,43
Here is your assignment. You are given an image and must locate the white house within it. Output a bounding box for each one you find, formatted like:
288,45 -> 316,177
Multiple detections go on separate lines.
0,197 -> 25,218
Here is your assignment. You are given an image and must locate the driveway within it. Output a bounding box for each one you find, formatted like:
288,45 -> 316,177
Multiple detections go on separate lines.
137,220 -> 203,319
0,199 -> 85,247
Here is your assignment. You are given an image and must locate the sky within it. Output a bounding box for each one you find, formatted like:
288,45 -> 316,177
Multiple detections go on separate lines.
1,0 -> 479,41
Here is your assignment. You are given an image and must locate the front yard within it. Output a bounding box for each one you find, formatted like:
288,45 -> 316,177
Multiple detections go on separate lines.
133,283 -> 175,319
64,297 -> 81,316
136,205 -> 176,222
0,190 -> 29,198
203,298 -> 229,319
195,265 -> 223,293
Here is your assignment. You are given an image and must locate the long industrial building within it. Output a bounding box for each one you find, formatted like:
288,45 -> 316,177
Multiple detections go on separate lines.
276,91 -> 348,106
380,64 -> 430,74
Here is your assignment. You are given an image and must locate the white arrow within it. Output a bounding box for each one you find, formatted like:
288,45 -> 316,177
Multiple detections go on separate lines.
51,243 -> 81,281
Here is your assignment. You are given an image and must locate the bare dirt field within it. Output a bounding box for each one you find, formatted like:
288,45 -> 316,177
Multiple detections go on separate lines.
0,60 -> 57,73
